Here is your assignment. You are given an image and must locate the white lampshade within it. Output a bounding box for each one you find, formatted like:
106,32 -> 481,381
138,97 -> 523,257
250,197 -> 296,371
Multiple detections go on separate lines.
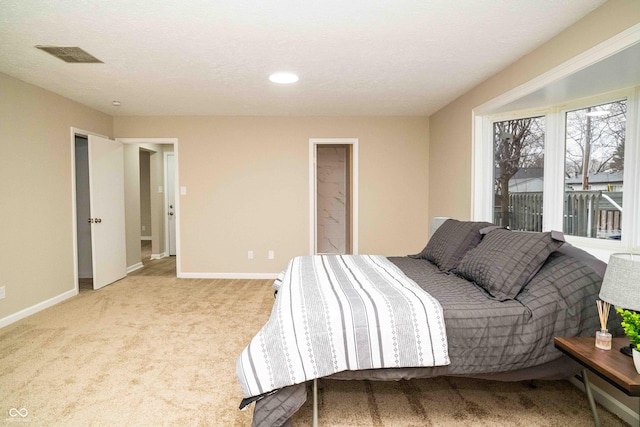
430,216 -> 450,237
599,253 -> 640,311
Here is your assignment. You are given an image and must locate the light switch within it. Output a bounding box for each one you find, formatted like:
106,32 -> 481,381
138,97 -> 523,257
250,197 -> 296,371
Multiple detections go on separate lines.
180,186 -> 187,195
158,186 -> 163,193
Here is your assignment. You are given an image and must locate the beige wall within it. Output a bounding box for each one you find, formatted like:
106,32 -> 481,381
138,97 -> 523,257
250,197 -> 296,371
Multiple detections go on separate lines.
114,116 -> 430,274
124,144 -> 142,267
0,73 -> 429,319
0,72 -> 112,320
428,0 -> 640,221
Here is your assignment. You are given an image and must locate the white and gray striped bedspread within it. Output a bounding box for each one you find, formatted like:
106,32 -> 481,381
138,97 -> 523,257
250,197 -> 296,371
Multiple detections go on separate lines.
237,255 -> 450,399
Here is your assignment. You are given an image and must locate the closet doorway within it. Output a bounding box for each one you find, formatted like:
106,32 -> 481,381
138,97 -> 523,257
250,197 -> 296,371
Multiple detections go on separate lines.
309,138 -> 358,255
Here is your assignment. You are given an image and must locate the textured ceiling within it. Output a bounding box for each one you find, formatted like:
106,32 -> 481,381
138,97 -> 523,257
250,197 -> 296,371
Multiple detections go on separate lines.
0,0 -> 606,116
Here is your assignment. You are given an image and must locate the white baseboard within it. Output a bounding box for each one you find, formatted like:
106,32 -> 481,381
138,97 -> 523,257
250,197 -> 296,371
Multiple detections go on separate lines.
141,236 -> 152,241
178,272 -> 279,279
150,253 -> 166,260
569,375 -> 640,425
127,262 -> 144,273
0,288 -> 77,329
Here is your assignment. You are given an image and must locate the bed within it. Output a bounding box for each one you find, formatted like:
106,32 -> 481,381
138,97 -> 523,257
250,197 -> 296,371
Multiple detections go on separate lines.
237,220 -> 622,427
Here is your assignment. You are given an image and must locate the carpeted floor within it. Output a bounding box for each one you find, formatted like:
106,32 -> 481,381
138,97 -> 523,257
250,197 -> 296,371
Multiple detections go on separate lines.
293,377 -> 629,426
0,256 -> 630,426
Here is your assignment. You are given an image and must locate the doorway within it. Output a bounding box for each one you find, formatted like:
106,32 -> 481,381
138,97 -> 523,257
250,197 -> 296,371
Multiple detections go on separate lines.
309,138 -> 358,255
117,138 -> 180,276
72,134 -> 180,294
74,136 -> 92,286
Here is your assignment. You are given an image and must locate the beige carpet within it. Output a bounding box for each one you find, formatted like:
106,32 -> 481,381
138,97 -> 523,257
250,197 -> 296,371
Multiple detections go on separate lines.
0,259 -> 629,426
293,377 -> 629,426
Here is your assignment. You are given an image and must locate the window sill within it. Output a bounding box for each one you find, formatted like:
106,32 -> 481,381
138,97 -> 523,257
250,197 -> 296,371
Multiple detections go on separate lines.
565,235 -> 626,263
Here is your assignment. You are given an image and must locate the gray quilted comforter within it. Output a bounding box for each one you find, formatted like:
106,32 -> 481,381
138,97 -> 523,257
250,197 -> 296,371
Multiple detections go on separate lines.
246,244 -> 622,427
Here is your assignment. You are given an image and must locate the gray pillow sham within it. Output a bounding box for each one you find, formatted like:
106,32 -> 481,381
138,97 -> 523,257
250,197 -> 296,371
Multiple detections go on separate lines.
454,229 -> 565,301
412,219 -> 494,272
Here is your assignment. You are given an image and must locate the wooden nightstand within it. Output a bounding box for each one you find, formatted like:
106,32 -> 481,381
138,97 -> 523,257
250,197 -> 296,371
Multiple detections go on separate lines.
554,337 -> 640,427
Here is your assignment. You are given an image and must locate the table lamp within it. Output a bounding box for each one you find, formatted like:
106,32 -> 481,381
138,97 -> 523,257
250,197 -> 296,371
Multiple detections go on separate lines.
598,253 -> 640,356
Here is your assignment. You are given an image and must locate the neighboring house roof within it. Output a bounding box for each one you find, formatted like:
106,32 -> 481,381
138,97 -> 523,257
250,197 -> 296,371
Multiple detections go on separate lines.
565,170 -> 624,184
509,177 -> 544,193
500,169 -> 623,193
494,167 -> 544,180
493,168 -> 545,193
512,168 -> 544,180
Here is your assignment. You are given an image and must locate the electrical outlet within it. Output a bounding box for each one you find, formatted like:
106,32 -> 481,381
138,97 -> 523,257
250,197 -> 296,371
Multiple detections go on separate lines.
0,286 -> 5,299
141,225 -> 146,231
268,250 -> 275,260
248,251 -> 254,260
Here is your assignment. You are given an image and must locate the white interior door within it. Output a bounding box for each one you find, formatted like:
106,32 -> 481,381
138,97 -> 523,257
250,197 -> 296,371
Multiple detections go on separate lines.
88,135 -> 127,289
166,153 -> 176,256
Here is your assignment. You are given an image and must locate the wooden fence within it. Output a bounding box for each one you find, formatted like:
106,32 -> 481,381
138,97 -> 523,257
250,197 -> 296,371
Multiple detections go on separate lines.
494,191 -> 622,238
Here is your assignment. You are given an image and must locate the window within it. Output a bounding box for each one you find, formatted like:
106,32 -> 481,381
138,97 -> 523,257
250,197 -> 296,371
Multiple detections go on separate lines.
493,116 -> 545,231
476,88 -> 639,259
564,100 -> 626,240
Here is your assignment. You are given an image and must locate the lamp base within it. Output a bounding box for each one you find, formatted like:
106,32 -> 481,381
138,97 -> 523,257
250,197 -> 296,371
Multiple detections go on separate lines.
620,346 -> 633,357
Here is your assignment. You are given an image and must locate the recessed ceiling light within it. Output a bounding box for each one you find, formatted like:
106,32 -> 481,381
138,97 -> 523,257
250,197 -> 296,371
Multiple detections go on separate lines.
269,72 -> 299,84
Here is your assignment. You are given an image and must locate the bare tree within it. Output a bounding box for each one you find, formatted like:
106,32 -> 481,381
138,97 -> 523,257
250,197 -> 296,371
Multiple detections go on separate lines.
493,117 -> 544,228
611,139 -> 625,171
565,100 -> 626,181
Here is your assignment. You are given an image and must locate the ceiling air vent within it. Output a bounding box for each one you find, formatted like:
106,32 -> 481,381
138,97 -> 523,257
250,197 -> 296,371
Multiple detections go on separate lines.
35,46 -> 103,63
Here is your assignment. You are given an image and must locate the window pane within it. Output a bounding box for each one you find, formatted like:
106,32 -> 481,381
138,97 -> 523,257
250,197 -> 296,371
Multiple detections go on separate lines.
493,116 -> 545,231
564,100 -> 626,239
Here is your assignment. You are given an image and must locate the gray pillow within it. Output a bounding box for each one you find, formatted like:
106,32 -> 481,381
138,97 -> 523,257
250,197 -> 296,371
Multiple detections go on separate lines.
413,219 -> 494,272
454,229 -> 565,301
